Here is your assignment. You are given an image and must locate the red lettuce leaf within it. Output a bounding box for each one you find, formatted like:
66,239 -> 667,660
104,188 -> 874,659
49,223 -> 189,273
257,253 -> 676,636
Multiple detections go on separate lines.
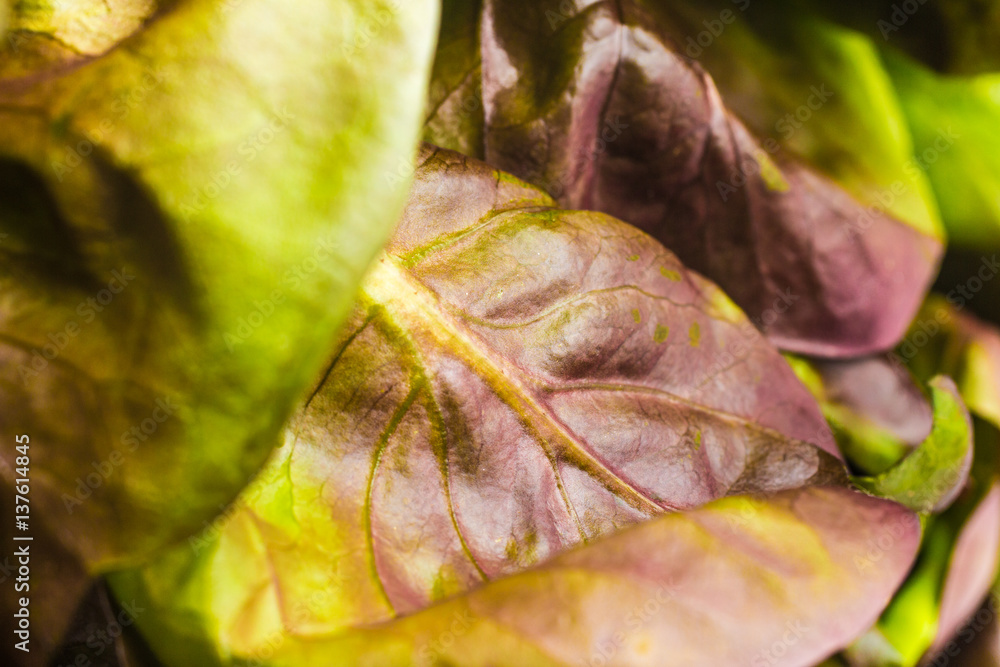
108,146 -> 865,667
426,0 -> 942,357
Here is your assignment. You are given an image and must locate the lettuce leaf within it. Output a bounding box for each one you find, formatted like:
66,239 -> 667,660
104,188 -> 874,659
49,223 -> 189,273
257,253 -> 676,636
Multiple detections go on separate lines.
423,0 -> 942,357
113,486 -> 919,667
884,51 -> 1000,252
0,0 -> 440,658
853,377 -> 973,514
105,145 -> 874,667
786,354 -> 933,475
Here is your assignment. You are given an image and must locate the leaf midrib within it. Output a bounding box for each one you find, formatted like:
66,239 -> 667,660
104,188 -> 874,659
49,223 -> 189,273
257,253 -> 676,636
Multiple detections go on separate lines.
361,254 -> 670,517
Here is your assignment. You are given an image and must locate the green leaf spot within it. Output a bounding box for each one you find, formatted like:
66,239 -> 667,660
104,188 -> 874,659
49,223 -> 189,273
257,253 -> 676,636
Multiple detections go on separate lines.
653,324 -> 669,343
660,267 -> 682,282
757,152 -> 790,193
689,322 -> 701,347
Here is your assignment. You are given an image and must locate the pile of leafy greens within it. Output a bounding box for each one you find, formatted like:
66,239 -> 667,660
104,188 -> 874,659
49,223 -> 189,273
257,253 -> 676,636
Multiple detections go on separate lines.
2,0 -> 1000,665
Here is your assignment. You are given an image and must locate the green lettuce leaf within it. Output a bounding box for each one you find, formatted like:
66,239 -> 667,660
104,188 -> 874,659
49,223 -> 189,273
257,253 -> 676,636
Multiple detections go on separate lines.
0,0 -> 439,658
776,0 -> 1000,77
854,377 -> 973,513
884,50 -> 1000,251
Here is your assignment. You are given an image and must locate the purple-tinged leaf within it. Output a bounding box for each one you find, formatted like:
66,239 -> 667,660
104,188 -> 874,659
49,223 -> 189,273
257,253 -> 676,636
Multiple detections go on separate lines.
930,482 -> 1000,658
645,2 -> 943,241
265,487 -> 921,667
788,354 -> 933,474
900,297 -> 1000,430
426,0 -> 943,356
110,146 -> 850,667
